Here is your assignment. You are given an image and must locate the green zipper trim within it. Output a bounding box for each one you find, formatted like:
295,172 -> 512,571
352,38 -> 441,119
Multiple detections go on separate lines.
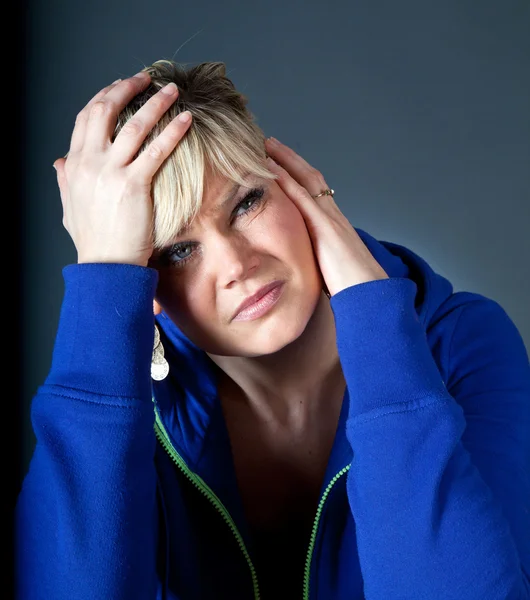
302,465 -> 351,600
153,405 -> 261,600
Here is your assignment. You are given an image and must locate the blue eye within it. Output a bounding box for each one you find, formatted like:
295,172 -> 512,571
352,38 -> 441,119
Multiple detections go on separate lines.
232,187 -> 265,218
161,186 -> 266,267
172,244 -> 194,260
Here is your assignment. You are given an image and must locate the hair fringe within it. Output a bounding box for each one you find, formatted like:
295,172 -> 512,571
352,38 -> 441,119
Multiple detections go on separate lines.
114,59 -> 277,249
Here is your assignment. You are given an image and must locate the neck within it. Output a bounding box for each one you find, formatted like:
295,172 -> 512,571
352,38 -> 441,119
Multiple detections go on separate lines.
207,291 -> 345,423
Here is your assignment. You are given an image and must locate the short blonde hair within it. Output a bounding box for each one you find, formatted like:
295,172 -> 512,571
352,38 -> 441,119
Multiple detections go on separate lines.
114,59 -> 276,249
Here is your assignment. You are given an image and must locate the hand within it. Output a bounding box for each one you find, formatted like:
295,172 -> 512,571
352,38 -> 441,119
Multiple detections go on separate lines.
53,71 -> 192,267
264,137 -> 389,297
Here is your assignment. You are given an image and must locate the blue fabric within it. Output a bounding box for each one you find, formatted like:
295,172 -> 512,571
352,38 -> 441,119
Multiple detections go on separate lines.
15,228 -> 530,599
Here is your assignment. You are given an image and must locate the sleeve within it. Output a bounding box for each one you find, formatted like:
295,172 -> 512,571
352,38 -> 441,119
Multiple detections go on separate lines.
330,277 -> 530,600
15,263 -> 161,600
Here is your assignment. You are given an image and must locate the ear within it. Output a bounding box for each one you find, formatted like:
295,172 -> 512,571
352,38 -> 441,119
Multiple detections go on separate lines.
153,299 -> 163,316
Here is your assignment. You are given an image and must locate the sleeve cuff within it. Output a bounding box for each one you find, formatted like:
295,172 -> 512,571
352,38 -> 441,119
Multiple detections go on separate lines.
46,263 -> 159,400
330,277 -> 448,419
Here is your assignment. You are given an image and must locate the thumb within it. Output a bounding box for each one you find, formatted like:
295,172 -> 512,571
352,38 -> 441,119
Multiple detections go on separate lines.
53,156 -> 66,181
53,157 -> 68,206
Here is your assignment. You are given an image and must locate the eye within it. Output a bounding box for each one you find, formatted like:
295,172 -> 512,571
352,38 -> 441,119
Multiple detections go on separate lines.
171,244 -> 194,260
159,186 -> 267,267
154,242 -> 197,267
232,186 -> 265,219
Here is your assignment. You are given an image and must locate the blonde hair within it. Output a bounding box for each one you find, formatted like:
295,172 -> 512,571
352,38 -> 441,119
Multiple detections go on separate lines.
114,59 -> 276,249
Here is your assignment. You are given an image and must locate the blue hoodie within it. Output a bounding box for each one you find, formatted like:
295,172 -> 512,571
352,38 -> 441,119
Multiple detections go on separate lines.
15,227 -> 530,600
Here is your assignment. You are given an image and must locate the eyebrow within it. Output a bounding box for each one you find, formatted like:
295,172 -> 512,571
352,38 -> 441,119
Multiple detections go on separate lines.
174,176 -> 251,238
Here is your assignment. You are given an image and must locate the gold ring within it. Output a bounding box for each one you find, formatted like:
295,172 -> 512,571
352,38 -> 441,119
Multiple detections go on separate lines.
312,188 -> 334,199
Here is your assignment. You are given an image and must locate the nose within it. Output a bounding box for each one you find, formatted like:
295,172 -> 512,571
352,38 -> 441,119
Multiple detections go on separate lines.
208,231 -> 259,287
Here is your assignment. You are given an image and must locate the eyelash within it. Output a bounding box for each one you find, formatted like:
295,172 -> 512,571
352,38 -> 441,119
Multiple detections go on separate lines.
163,186 -> 266,267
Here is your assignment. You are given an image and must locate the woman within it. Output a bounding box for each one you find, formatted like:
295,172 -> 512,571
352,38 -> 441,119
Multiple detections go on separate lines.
16,59 -> 530,599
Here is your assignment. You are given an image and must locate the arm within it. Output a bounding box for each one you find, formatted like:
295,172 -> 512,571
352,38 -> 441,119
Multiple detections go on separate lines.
332,277 -> 530,599
16,263 -> 160,600
15,69 -> 193,599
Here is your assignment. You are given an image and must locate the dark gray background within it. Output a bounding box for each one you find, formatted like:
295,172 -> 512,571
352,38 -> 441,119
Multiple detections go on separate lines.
17,0 -> 529,484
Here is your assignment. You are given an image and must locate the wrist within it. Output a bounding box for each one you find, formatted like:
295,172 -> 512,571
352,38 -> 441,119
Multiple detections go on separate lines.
77,253 -> 150,268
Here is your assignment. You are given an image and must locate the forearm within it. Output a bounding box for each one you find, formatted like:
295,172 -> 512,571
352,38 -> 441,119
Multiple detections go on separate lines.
16,263 -> 161,600
332,277 -> 529,599
346,395 -> 526,599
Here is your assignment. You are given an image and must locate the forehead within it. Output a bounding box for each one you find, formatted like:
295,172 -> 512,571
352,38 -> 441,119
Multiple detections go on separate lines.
175,171 -> 258,237
202,170 -> 256,204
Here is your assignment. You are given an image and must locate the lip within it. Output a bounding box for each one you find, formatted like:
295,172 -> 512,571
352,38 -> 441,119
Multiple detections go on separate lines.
232,280 -> 284,322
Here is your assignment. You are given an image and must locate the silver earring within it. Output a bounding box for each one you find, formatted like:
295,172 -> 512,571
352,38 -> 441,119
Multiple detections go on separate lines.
151,324 -> 169,381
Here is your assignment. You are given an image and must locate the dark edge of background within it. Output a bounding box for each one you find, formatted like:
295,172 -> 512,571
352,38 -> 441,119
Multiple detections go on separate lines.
13,0 -> 28,596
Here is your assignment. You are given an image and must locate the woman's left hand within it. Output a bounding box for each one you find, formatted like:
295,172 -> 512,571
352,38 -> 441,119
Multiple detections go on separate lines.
265,137 -> 389,297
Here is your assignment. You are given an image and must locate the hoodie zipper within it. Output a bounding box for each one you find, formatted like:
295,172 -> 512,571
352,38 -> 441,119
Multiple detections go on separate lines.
153,404 -> 261,599
302,465 -> 351,600
153,401 -> 350,600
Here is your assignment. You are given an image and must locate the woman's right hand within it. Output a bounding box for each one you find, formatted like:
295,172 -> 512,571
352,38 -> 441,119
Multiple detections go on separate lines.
53,71 -> 192,267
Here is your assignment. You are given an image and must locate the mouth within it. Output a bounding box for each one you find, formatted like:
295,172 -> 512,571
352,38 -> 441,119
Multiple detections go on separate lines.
232,280 -> 284,322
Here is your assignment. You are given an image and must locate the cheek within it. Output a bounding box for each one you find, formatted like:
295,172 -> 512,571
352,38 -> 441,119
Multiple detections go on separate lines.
280,201 -> 307,236
267,193 -> 315,265
259,195 -> 313,258
265,193 -> 322,290
156,275 -> 221,347
155,272 -> 211,325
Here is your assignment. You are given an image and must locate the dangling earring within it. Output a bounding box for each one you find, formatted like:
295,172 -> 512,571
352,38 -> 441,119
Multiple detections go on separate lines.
151,324 -> 169,381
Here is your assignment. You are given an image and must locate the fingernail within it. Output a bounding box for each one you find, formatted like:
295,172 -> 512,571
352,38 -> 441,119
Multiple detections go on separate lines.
268,137 -> 280,145
178,111 -> 191,123
52,163 -> 57,171
161,82 -> 178,95
133,70 -> 149,79
112,78 -> 122,84
266,157 -> 279,169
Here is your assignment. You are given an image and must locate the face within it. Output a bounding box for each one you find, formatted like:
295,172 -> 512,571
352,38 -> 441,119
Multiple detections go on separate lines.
151,170 -> 324,357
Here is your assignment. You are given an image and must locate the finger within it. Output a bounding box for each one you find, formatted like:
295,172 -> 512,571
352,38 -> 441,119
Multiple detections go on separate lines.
132,111 -> 193,181
265,137 -> 329,199
68,79 -> 123,155
110,82 -> 180,165
82,71 -> 152,151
